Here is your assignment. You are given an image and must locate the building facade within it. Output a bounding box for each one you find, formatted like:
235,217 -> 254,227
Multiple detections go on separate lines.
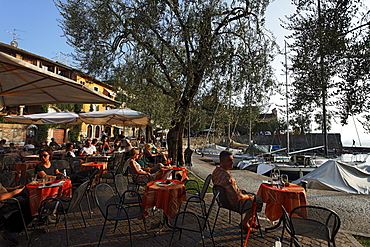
0,41 -> 119,145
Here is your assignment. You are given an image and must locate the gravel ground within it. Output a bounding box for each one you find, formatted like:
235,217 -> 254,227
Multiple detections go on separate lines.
190,153 -> 370,236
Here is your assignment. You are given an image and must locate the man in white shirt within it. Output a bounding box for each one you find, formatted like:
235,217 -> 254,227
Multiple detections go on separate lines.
79,139 -> 97,156
23,140 -> 35,151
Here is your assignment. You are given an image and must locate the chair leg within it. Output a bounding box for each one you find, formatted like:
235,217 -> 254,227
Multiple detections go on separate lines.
207,221 -> 216,247
229,210 -> 232,224
16,202 -> 29,239
113,220 -> 119,233
85,192 -> 93,218
98,219 -> 107,247
64,213 -> 69,246
211,207 -> 220,234
127,219 -> 133,247
79,204 -> 87,228
169,228 -> 176,247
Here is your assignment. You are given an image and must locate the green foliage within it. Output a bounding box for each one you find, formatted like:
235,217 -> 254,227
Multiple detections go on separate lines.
37,125 -> 50,142
354,235 -> 370,247
56,0 -> 277,163
283,0 -> 369,127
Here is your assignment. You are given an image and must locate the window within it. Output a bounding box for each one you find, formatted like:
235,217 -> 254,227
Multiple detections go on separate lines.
94,86 -> 99,92
87,125 -> 92,138
95,126 -> 101,138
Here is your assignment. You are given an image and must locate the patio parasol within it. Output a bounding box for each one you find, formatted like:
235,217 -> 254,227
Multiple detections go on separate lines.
0,52 -> 118,107
4,111 -> 82,125
79,108 -> 149,126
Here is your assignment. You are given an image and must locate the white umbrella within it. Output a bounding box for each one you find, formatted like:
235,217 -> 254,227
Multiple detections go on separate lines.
79,108 -> 149,126
4,111 -> 82,125
0,52 -> 118,107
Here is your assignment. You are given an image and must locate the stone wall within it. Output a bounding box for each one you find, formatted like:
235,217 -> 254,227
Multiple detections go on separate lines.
0,123 -> 27,145
183,133 -> 343,152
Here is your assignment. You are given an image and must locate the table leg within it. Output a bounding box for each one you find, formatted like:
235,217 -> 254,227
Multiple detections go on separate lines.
264,217 -> 282,232
154,210 -> 167,236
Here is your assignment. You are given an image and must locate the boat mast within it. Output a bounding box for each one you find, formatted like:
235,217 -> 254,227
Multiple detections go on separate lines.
285,41 -> 290,153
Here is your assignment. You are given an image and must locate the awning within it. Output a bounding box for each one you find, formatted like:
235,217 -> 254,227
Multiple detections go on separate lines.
0,52 -> 119,107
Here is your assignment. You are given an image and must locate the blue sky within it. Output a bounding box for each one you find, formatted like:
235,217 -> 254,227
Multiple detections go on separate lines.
1,0 -> 369,144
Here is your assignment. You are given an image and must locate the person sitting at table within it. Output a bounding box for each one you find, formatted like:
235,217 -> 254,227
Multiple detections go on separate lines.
23,140 -> 35,151
0,183 -> 34,245
120,135 -> 132,151
136,149 -> 164,173
5,143 -> 17,152
129,148 -> 170,182
49,138 -> 60,150
212,150 -> 263,232
79,139 -> 97,157
112,139 -> 121,152
35,149 -> 64,178
0,139 -> 6,150
143,143 -> 168,164
98,136 -> 111,153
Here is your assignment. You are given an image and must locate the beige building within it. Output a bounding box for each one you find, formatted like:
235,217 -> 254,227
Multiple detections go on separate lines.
0,41 -> 119,145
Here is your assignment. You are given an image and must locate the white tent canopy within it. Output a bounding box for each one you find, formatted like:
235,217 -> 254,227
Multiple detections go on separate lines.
0,52 -> 118,107
4,111 -> 82,125
79,108 -> 149,127
293,160 -> 370,194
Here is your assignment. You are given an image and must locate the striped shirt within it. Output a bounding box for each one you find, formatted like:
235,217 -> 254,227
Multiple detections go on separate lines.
212,166 -> 243,202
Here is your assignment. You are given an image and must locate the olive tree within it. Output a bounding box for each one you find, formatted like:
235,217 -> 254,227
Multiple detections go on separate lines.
56,0 -> 276,164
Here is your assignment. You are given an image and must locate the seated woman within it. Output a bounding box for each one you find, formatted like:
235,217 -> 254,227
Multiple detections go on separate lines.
35,149 -> 64,178
64,143 -> 76,158
129,148 -> 170,182
98,137 -> 111,153
143,143 -> 168,164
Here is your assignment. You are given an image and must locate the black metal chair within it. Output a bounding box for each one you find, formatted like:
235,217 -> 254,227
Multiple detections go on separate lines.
168,191 -> 220,247
289,205 -> 341,247
183,174 -> 212,215
0,197 -> 29,239
94,183 -> 146,247
281,205 -> 302,247
114,173 -> 140,204
0,171 -> 17,187
27,180 -> 90,246
100,154 -> 126,183
212,185 -> 262,246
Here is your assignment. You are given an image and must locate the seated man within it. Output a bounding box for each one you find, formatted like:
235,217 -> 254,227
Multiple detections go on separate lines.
79,139 -> 97,157
0,183 -> 33,245
212,150 -> 263,232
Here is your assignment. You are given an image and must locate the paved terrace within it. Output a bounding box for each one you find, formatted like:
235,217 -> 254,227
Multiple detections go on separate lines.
5,154 -> 364,247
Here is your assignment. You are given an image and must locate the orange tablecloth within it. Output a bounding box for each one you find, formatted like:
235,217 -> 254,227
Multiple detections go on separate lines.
257,183 -> 307,222
13,161 -> 40,177
14,160 -> 40,170
81,162 -> 107,184
26,179 -> 72,216
142,179 -> 186,218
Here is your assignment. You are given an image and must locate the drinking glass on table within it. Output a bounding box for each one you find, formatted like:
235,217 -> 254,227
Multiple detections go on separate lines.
271,170 -> 280,183
281,174 -> 289,186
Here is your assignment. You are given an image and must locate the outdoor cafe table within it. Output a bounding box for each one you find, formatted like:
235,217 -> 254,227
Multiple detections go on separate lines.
80,162 -> 107,184
257,183 -> 307,223
13,160 -> 40,179
26,179 -> 72,216
22,155 -> 40,161
141,179 -> 186,219
86,155 -> 112,164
